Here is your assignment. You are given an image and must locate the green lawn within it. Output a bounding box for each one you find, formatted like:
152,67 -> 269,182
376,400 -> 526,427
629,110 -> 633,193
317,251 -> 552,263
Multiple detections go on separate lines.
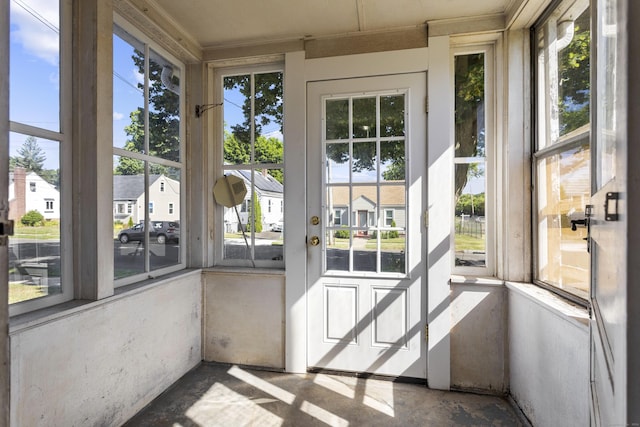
13,223 -> 60,240
455,233 -> 485,251
365,237 -> 405,250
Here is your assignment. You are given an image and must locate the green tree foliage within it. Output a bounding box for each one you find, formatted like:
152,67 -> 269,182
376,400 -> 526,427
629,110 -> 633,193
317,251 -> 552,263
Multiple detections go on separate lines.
455,193 -> 485,217
21,210 -> 45,227
246,192 -> 263,232
325,95 -> 406,181
11,136 -> 45,173
454,53 -> 485,201
116,50 -> 180,175
558,11 -> 590,136
10,136 -> 60,188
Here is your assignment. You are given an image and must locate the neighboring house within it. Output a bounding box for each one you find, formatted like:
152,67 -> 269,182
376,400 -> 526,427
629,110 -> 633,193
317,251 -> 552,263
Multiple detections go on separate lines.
223,170 -> 283,232
8,167 -> 60,221
329,185 -> 406,233
113,174 -> 180,224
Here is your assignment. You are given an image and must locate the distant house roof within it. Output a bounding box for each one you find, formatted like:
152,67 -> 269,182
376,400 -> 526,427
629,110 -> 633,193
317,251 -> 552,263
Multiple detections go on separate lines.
330,185 -> 405,206
230,170 -> 283,194
113,174 -> 162,201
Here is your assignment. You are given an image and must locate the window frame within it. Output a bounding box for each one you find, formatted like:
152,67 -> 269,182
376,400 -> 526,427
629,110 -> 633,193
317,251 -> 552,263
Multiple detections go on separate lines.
112,16 -> 187,287
8,0 -> 73,316
451,44 -> 496,277
214,63 -> 285,269
531,0 -> 591,304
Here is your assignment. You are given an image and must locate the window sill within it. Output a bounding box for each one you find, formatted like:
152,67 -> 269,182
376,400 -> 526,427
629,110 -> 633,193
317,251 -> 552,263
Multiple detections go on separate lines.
9,268 -> 202,334
450,275 -> 504,287
506,281 -> 589,328
203,266 -> 285,277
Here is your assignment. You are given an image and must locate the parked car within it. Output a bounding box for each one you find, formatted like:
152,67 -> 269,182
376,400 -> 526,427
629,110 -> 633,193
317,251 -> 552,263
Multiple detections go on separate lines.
118,221 -> 180,244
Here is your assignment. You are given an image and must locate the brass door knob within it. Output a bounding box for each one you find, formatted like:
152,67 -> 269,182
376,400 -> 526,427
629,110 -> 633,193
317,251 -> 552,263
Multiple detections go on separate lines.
311,216 -> 320,225
309,236 -> 320,246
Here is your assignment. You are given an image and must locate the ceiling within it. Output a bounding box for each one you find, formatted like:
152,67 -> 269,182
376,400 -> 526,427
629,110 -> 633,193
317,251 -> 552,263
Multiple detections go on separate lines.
151,0 -> 514,49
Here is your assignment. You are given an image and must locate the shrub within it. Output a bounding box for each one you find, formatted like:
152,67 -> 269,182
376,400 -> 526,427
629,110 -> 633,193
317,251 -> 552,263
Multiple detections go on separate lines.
334,228 -> 349,239
21,210 -> 44,226
388,220 -> 399,238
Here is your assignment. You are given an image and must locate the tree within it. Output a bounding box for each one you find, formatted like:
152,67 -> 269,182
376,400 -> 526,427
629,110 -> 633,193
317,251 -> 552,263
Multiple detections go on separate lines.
116,50 -> 180,175
11,136 -> 46,173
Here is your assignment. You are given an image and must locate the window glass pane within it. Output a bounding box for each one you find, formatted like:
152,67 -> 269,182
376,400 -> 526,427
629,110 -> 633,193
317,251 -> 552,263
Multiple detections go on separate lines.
352,97 -> 376,139
9,0 -> 60,132
380,95 -> 405,137
254,72 -> 283,165
454,53 -> 485,158
113,31 -> 145,154
223,75 -> 251,165
380,140 -> 405,182
455,163 -> 486,267
9,133 -> 61,304
113,156 -> 145,280
149,165 -> 181,270
149,50 -> 181,162
536,5 -> 590,149
325,99 -> 349,140
536,145 -> 590,297
352,185 -> 377,230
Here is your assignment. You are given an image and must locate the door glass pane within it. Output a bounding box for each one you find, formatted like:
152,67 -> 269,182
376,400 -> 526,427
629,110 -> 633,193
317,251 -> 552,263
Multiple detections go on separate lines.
326,186 -> 349,227
380,185 -> 406,273
326,229 -> 349,271
380,140 -> 405,182
380,95 -> 405,137
353,230 -> 377,273
9,133 -> 61,303
325,99 -> 349,140
9,0 -> 60,132
352,97 -> 376,138
326,142 -> 349,183
352,141 -> 377,183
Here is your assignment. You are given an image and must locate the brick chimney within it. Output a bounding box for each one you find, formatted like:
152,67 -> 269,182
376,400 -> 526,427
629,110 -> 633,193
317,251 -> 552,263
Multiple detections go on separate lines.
9,167 -> 26,221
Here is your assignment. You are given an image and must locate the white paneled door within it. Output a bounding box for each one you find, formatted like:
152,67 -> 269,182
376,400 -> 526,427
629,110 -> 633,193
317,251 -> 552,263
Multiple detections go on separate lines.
306,73 -> 427,378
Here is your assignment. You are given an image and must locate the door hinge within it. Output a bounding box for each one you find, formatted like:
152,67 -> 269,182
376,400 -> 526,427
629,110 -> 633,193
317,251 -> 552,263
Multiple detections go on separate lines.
425,324 -> 429,343
425,96 -> 429,114
424,209 -> 429,228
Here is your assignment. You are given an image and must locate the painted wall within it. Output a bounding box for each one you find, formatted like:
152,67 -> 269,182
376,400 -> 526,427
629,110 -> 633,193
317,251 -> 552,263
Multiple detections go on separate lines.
450,282 -> 507,394
10,271 -> 202,427
507,282 -> 589,427
203,269 -> 285,369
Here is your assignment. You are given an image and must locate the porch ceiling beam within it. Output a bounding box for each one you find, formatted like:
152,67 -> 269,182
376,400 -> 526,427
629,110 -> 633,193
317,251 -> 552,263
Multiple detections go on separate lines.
427,13 -> 506,37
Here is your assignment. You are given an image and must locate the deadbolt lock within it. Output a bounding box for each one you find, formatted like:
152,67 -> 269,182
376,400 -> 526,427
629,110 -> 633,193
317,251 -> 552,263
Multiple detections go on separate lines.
310,216 -> 320,225
309,235 -> 320,246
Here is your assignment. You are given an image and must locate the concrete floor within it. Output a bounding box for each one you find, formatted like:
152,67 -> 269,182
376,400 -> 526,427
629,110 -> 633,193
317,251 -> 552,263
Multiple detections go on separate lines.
124,363 -> 526,426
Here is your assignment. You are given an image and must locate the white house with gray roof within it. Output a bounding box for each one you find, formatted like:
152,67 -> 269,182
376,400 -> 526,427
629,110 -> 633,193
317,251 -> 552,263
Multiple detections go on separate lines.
223,170 -> 283,232
113,174 -> 180,225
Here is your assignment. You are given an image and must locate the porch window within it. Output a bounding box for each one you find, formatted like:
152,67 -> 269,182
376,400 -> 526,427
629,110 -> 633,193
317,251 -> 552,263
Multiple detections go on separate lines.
533,0 -> 591,301
113,22 -> 185,284
453,47 -> 494,274
219,67 -> 284,267
8,0 -> 69,313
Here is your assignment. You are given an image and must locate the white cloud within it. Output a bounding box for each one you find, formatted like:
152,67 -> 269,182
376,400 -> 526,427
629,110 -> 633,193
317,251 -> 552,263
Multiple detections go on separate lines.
10,0 -> 60,65
133,68 -> 144,86
113,112 -> 124,121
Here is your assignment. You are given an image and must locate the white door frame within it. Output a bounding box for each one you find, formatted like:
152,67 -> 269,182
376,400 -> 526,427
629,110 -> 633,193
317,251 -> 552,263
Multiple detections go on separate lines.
284,44 -> 452,390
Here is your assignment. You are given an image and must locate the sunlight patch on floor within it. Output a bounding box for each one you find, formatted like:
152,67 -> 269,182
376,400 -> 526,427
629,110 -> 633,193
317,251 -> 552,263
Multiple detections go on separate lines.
185,382 -> 283,426
228,365 -> 349,426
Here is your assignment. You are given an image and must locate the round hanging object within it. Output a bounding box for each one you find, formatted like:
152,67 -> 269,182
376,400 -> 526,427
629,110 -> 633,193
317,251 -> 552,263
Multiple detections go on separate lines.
213,174 -> 247,207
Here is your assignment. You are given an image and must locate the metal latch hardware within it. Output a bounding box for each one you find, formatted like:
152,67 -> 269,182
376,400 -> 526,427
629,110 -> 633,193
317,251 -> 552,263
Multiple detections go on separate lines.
605,192 -> 620,221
